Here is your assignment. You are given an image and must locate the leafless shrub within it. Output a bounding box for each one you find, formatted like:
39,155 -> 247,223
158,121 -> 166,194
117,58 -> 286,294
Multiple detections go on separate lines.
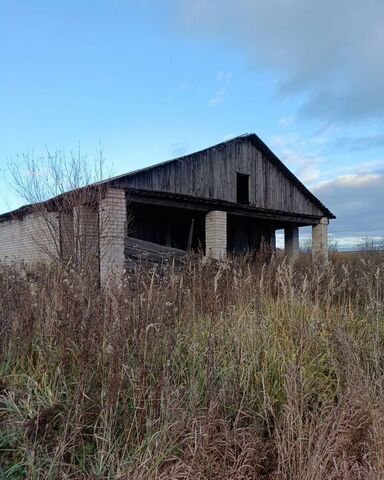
6,147 -> 127,272
358,238 -> 384,260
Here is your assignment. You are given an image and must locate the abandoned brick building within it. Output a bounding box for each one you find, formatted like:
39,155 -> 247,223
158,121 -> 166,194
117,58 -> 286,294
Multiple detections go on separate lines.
0,134 -> 335,281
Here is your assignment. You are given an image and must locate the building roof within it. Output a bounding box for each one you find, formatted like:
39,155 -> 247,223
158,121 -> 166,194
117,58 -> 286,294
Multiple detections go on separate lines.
104,133 -> 334,219
0,133 -> 335,221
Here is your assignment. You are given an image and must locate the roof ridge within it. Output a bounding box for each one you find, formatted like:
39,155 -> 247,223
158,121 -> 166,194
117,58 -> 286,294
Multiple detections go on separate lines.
99,134 -> 253,185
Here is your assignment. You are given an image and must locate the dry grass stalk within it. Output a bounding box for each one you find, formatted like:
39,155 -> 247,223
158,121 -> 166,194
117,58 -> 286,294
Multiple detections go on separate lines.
0,250 -> 383,479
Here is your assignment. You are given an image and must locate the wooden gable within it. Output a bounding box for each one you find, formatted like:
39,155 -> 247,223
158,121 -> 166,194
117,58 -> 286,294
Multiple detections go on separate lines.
112,135 -> 333,218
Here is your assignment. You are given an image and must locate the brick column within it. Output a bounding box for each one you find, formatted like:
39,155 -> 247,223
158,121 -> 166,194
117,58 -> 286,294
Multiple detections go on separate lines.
99,188 -> 127,284
73,206 -> 99,268
285,226 -> 299,257
205,210 -> 227,260
312,217 -> 328,263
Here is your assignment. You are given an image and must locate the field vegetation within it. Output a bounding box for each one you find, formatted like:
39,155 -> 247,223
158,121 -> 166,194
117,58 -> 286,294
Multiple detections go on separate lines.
1,250 -> 384,479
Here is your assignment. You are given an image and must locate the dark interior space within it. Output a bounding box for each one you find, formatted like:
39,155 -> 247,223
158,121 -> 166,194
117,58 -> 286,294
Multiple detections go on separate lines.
129,203 -> 206,251
236,173 -> 250,204
228,214 -> 276,253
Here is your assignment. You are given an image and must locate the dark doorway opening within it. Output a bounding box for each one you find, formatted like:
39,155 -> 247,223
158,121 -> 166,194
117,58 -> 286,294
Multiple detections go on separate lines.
227,214 -> 276,254
236,173 -> 250,204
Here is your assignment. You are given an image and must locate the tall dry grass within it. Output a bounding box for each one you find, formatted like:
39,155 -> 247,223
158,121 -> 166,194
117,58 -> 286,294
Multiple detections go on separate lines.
1,251 -> 384,479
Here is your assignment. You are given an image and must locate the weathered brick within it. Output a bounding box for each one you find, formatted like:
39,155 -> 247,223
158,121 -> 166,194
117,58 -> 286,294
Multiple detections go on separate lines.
99,188 -> 126,283
312,217 -> 328,263
0,212 -> 60,264
205,210 -> 227,260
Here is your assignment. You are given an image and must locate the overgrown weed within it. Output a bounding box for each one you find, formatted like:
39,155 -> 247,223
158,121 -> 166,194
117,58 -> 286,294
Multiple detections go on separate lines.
1,251 -> 384,479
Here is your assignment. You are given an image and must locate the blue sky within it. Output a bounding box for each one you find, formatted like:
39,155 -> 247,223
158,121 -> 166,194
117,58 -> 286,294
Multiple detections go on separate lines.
1,0 -> 383,248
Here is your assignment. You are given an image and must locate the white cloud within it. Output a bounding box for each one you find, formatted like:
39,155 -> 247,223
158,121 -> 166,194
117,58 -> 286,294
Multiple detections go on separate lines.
175,0 -> 384,122
223,133 -> 236,140
217,70 -> 232,81
327,173 -> 380,187
208,86 -> 227,106
334,133 -> 384,152
169,142 -> 189,157
208,69 -> 232,106
355,159 -> 384,174
312,173 -> 384,237
269,133 -> 324,185
284,152 -> 322,184
279,115 -> 295,127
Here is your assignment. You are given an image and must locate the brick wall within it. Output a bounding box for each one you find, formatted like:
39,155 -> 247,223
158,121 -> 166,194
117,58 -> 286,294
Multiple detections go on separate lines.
0,189 -> 128,281
205,210 -> 227,260
99,188 -> 127,282
0,211 -> 60,264
60,212 -> 75,260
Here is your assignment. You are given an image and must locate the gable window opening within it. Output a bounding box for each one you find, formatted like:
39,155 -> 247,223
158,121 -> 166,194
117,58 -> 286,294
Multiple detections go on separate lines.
236,173 -> 250,205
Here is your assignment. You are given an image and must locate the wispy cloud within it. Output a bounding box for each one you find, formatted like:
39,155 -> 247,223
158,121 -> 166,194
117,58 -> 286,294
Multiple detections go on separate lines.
179,81 -> 200,92
284,152 -> 322,184
334,133 -> 384,152
279,115 -> 295,127
223,133 -> 236,140
270,133 -> 324,185
208,86 -> 227,106
169,142 -> 189,157
208,70 -> 232,106
312,173 -> 384,237
216,70 -> 232,81
176,0 -> 384,122
354,159 -> 384,175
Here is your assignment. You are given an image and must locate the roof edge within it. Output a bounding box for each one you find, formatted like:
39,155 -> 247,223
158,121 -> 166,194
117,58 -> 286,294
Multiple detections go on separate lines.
246,134 -> 335,219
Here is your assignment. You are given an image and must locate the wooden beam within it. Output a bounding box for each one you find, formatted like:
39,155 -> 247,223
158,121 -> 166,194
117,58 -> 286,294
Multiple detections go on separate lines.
125,236 -> 186,264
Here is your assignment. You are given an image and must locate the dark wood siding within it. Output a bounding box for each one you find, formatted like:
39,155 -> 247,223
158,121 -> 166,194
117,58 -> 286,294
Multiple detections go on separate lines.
118,141 -> 324,216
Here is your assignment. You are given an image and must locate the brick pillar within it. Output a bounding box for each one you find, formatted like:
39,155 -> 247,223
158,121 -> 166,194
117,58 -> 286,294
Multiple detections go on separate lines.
205,210 -> 227,260
99,188 -> 126,284
285,226 -> 299,257
73,205 -> 99,268
312,217 -> 329,263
